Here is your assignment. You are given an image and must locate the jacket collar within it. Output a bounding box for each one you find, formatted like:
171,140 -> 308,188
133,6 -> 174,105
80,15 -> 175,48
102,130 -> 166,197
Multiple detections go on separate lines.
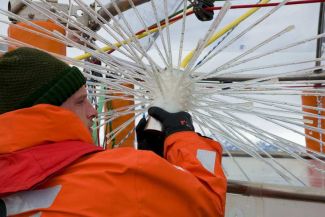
0,104 -> 93,154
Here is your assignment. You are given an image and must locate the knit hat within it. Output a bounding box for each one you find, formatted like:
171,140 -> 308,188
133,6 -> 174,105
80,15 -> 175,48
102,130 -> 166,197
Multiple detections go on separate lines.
0,47 -> 86,114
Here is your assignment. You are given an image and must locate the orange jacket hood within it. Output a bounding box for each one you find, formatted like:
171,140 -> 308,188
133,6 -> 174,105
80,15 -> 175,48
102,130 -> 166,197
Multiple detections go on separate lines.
0,104 -> 93,154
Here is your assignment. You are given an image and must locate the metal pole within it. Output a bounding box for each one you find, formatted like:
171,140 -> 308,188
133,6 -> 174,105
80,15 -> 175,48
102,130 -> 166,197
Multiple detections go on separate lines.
315,2 -> 325,73
227,179 -> 325,203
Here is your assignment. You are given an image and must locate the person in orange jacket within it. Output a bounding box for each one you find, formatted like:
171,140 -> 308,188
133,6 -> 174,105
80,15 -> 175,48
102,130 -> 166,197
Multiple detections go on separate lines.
0,47 -> 227,217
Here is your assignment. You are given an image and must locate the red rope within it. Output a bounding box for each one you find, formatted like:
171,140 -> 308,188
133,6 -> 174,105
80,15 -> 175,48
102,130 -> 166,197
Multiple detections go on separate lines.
110,0 -> 325,54
209,0 -> 325,10
137,0 -> 324,36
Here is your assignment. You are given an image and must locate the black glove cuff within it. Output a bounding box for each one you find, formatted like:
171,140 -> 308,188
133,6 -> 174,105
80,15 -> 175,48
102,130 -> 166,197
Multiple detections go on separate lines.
0,199 -> 6,217
165,126 -> 194,137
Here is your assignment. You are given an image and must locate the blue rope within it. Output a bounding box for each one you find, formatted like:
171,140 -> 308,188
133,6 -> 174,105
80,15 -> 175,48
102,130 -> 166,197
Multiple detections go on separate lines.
195,27 -> 234,67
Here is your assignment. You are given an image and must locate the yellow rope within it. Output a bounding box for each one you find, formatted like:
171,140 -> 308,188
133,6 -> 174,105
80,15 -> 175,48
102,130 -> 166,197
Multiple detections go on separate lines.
180,0 -> 271,68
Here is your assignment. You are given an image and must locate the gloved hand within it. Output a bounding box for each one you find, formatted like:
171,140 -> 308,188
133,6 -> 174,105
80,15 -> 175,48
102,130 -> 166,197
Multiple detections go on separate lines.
148,107 -> 194,137
136,117 -> 164,157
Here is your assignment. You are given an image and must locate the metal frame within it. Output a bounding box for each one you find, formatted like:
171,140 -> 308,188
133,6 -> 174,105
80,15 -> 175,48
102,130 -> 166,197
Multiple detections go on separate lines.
227,179 -> 325,202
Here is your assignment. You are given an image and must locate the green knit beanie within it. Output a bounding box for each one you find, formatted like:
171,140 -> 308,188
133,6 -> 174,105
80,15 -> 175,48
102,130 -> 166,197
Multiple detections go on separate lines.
0,47 -> 86,114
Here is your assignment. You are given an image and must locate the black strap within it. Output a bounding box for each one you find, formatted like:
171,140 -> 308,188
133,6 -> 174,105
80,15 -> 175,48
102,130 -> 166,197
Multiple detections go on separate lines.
0,199 -> 6,217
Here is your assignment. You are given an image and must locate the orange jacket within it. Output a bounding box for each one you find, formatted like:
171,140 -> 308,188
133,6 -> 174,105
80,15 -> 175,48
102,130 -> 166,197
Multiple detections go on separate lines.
0,104 -> 226,217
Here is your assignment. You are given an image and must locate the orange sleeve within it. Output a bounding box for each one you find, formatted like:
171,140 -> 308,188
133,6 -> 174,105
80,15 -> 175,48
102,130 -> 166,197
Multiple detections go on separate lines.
164,131 -> 227,216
